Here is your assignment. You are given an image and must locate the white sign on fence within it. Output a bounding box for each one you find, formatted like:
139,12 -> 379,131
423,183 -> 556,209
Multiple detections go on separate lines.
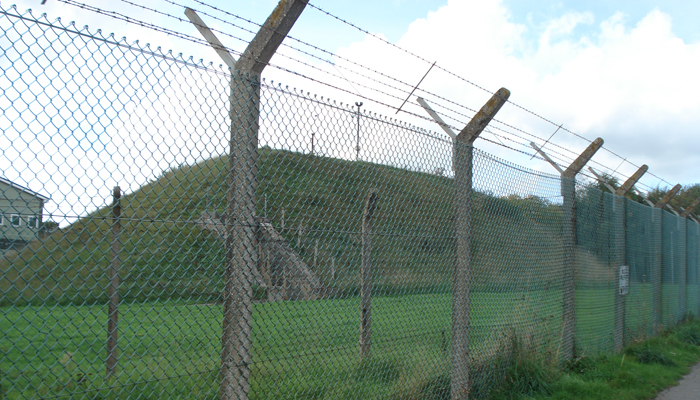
619,265 -> 630,296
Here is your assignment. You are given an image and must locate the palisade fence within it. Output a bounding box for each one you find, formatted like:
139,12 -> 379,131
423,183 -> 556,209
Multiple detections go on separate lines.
0,6 -> 698,400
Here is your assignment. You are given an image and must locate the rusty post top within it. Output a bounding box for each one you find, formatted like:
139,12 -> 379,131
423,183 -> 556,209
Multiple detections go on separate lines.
563,137 -> 604,178
457,87 -> 510,145
681,196 -> 700,218
616,164 -> 648,196
236,0 -> 309,75
654,183 -> 682,209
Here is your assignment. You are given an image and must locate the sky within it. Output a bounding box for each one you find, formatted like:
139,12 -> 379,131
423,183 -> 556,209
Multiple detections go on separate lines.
3,0 -> 700,221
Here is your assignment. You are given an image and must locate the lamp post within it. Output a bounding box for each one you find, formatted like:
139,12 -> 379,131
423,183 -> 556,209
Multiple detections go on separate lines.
311,114 -> 318,156
355,102 -> 363,160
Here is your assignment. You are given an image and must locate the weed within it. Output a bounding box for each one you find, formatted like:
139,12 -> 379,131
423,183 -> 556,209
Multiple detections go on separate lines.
626,345 -> 676,366
677,326 -> 700,346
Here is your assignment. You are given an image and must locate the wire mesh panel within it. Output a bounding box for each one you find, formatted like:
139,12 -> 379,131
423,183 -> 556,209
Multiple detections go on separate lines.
467,148 -> 564,398
687,221 -> 699,318
625,198 -> 657,340
662,211 -> 685,326
574,186 -> 615,354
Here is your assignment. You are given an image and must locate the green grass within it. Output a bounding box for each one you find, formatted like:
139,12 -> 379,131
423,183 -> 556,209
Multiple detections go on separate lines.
1,290 -> 564,399
528,319 -> 700,400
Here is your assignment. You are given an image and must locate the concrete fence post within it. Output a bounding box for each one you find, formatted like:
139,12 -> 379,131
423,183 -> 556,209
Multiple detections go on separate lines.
450,88 -> 510,399
533,138 -> 604,361
185,2 -> 309,398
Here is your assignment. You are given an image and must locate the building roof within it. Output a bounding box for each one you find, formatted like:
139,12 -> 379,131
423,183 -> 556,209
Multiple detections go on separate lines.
0,177 -> 50,202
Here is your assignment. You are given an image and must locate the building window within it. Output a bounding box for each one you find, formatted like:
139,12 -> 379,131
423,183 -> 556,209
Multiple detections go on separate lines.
0,214 -> 3,225
28,216 -> 39,229
11,214 -> 21,227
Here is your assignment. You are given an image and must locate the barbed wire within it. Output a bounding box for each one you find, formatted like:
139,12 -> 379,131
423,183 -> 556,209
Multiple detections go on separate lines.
304,2 -> 674,189
48,0 -> 670,192
177,0 -> 667,192
163,0 -> 599,173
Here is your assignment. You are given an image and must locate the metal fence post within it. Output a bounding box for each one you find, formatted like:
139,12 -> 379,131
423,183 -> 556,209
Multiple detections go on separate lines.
106,186 -> 121,378
450,88 -> 510,400
360,189 -> 378,359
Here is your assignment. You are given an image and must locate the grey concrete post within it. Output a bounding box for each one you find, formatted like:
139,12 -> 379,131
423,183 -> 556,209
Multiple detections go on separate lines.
561,138 -> 604,361
652,206 -> 663,331
612,194 -> 626,352
560,175 -> 577,361
679,217 -> 687,317
186,3 -> 310,399
451,88 -> 510,400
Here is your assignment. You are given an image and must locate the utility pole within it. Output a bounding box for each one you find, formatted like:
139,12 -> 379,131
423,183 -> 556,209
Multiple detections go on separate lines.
185,2 -> 309,399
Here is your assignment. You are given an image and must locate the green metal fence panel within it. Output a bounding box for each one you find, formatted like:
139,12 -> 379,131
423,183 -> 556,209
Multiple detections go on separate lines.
625,198 -> 657,340
574,186 -> 615,355
662,211 -> 683,326
687,221 -> 699,318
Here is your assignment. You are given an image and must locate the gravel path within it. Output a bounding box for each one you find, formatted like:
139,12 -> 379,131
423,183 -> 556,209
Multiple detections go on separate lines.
655,363 -> 700,399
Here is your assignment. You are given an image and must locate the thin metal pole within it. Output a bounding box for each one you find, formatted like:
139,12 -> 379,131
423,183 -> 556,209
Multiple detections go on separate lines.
355,102 -> 363,160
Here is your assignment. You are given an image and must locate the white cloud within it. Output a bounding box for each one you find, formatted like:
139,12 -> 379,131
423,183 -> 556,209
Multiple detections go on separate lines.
327,0 -> 700,188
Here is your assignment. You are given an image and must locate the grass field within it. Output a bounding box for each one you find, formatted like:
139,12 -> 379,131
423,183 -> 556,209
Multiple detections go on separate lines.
0,290 -> 568,400
3,284 -> 688,400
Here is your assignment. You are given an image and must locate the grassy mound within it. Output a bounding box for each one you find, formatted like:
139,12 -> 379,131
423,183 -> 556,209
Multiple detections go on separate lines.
1,148 -> 563,306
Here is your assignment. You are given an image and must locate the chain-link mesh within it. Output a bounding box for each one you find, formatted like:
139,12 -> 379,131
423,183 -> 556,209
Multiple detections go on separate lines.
2,6 -> 700,399
625,198 -> 659,340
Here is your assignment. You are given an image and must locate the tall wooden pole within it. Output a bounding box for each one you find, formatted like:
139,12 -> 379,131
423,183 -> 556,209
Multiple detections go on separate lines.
106,186 -> 121,378
360,189 -> 378,359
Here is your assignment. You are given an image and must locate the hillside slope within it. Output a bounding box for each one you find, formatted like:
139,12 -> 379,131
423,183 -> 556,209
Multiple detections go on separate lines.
1,148 -> 565,306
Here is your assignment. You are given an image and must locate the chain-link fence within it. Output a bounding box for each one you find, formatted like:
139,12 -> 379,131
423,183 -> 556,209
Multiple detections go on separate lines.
1,6 -> 699,399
